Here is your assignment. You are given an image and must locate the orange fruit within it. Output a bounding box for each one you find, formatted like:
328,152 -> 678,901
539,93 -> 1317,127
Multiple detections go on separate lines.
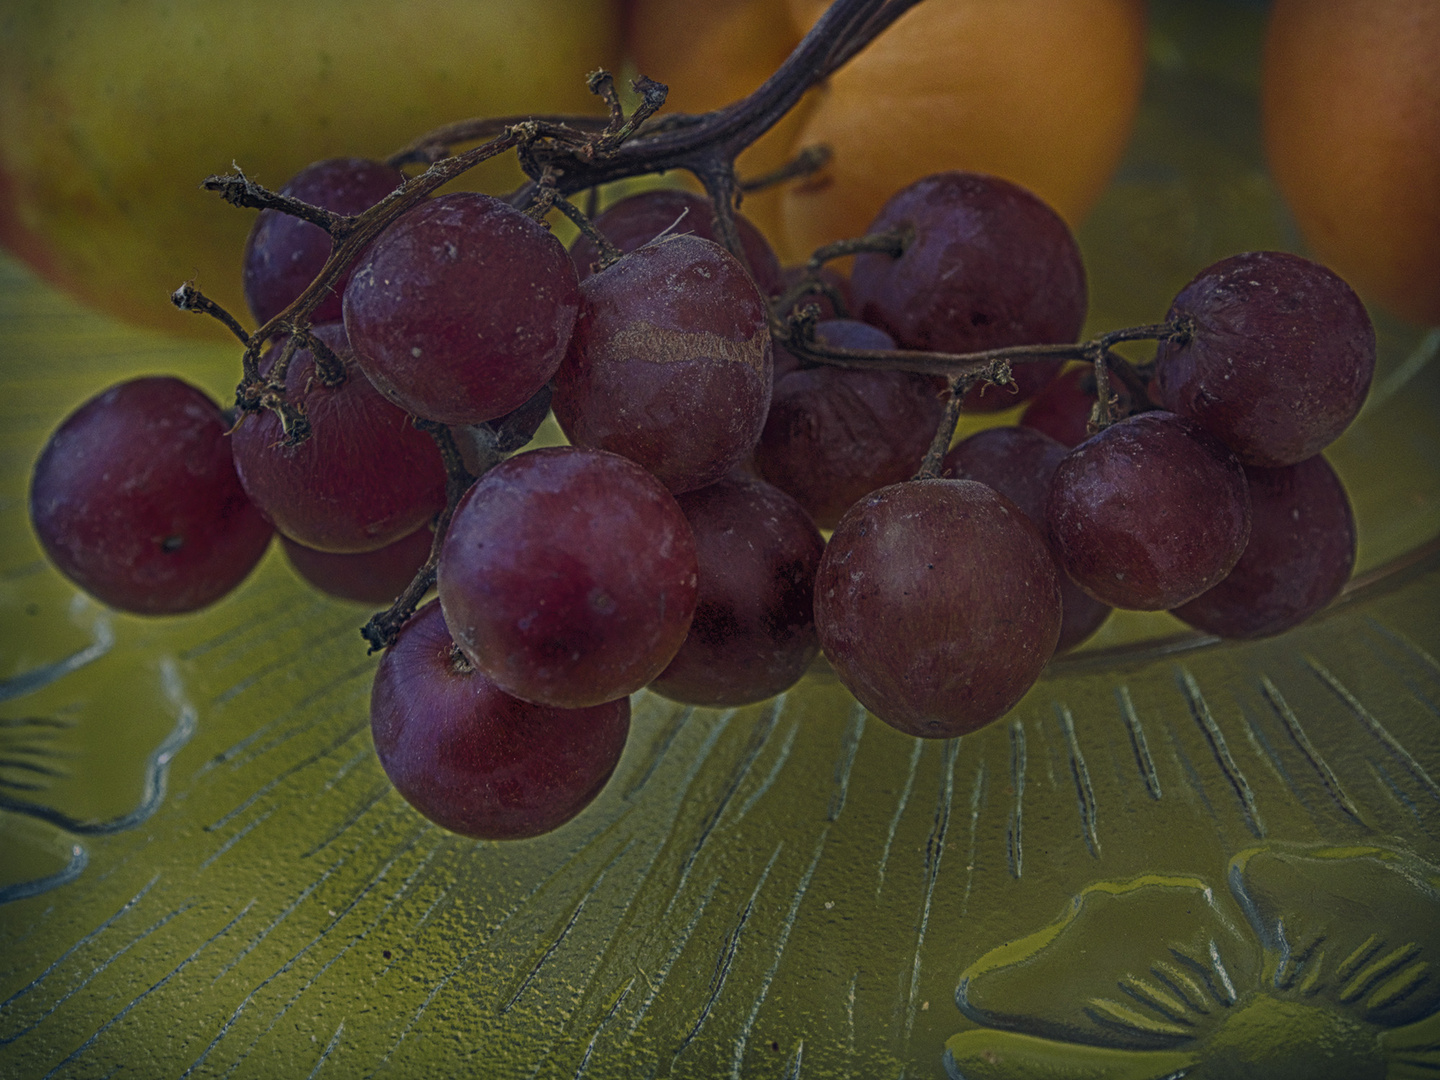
776,0 -> 1148,263
1262,0 -> 1440,325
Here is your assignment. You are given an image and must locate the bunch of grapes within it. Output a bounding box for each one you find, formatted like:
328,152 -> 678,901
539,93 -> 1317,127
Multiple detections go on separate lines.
25,7 -> 1375,842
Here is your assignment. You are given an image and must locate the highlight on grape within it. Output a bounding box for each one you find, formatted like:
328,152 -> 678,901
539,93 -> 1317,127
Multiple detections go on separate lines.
27,0 -> 1372,843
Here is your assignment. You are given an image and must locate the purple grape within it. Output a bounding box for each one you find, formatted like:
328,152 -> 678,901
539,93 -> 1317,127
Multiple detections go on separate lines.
551,235 -> 772,495
568,188 -> 785,298
437,446 -> 698,709
942,426 -> 1112,652
230,323 -> 447,553
849,171 -> 1086,412
281,526 -> 432,605
371,600 -> 630,840
30,377 -> 273,614
344,193 -> 580,425
1154,251 -> 1375,466
815,479 -> 1062,738
755,319 -> 943,530
1046,411 -> 1251,611
1173,455 -> 1356,638
243,157 -> 406,327
650,475 -> 825,707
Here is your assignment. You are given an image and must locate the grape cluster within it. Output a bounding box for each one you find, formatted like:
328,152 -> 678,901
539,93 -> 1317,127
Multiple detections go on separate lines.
28,150 -> 1373,841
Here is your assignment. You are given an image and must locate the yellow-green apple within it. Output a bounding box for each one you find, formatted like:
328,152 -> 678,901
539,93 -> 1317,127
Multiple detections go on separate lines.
0,0 -> 623,338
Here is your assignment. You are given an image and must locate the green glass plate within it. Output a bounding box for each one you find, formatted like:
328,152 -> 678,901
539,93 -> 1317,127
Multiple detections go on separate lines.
2,4 -> 1438,1077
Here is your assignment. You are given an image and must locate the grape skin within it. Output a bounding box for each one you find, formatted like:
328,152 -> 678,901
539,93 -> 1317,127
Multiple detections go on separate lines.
552,235 -> 773,495
942,425 -> 1112,652
1046,411 -> 1251,611
229,324 -> 447,554
815,479 -> 1062,738
281,526 -> 432,605
371,600 -> 630,840
242,157 -> 405,327
438,447 -> 699,709
650,475 -> 824,707
1154,250 -> 1375,467
850,171 -> 1086,411
344,193 -> 580,426
1172,455 -> 1356,638
29,376 -> 273,615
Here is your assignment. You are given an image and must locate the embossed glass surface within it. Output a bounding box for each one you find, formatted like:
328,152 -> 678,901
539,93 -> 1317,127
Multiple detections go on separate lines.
2,4 -> 1439,1078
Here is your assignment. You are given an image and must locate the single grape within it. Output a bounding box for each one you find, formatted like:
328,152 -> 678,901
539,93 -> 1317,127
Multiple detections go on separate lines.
942,425 -> 1111,652
1019,364 -> 1134,448
568,188 -> 785,297
344,192 -> 580,425
1172,455 -> 1356,638
243,157 -> 406,326
1046,411 -> 1251,611
754,319 -> 943,530
437,446 -> 698,709
371,600 -> 630,840
551,234 -> 772,495
849,171 -> 1086,411
815,478 -> 1062,738
650,474 -> 825,707
1154,251 -> 1375,466
29,376 -> 273,614
230,323 -> 447,553
281,525 -> 432,605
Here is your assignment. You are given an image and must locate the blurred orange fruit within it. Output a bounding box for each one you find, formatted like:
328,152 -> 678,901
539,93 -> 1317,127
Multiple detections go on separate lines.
1262,0 -> 1440,325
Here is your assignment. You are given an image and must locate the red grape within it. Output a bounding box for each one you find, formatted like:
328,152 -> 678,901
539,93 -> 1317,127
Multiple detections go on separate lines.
242,157 -> 406,326
1172,455 -> 1356,638
551,235 -> 773,495
1046,411 -> 1251,611
281,526 -> 432,605
849,171 -> 1086,412
815,479 -> 1062,738
1019,364 -> 1133,448
437,446 -> 698,709
754,320 -> 943,530
371,600 -> 630,840
942,426 -> 1112,652
568,188 -> 785,297
29,377 -> 273,614
230,323 -> 447,553
343,193 -> 580,425
1154,251 -> 1375,466
650,475 -> 825,707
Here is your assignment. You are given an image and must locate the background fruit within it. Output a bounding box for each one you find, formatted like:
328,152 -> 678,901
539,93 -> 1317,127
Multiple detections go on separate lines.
778,0 -> 1148,262
1262,0 -> 1440,325
0,0 -> 623,339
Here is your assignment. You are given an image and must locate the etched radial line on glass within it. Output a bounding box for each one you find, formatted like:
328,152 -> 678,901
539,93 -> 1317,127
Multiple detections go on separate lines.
665,700 -> 784,917
573,976 -> 636,1080
500,836 -> 637,1016
224,674 -> 372,774
1365,617 -> 1440,686
197,808 -> 275,873
1176,669 -> 1264,838
1056,705 -> 1102,858
877,737 -> 924,898
213,616 -> 364,708
43,899 -> 253,1080
301,783 -> 394,860
1116,685 -> 1162,799
624,877 -> 722,1038
1259,676 -> 1367,825
210,854 -> 346,987
734,714 -> 800,825
1307,656 -> 1440,800
731,830 -> 829,1079
827,703 -> 868,823
205,718 -> 368,833
305,1019 -> 345,1080
907,739 -> 959,1047
962,760 -> 987,917
1006,722 -> 1026,880
675,843 -> 783,1058
622,704 -> 695,800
